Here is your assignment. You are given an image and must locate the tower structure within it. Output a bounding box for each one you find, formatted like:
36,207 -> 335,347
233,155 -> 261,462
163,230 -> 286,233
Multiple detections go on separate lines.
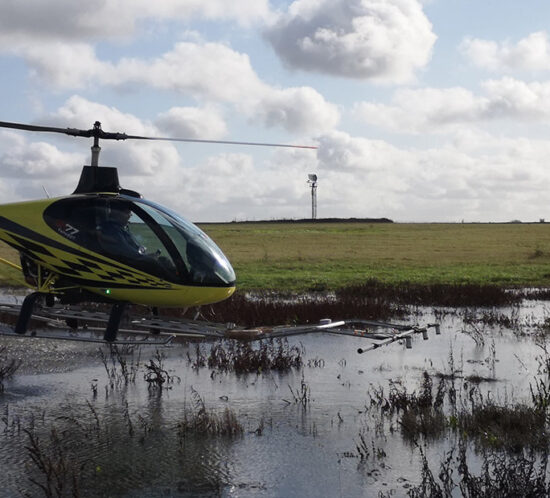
307,174 -> 317,220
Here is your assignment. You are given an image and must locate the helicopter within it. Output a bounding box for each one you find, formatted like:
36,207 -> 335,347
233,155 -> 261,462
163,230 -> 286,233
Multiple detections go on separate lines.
0,119 -> 440,350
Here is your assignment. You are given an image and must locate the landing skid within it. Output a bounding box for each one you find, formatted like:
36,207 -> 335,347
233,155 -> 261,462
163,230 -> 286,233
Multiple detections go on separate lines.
0,300 -> 441,351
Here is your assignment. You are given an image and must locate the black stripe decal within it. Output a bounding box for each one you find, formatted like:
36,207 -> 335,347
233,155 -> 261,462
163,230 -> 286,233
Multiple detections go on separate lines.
0,216 -> 156,277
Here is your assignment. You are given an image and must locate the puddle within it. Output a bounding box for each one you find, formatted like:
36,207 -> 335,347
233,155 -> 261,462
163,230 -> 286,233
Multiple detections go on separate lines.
0,299 -> 548,497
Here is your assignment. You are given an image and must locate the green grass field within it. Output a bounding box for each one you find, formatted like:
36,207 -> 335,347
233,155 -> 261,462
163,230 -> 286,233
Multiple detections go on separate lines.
202,222 -> 550,291
1,222 -> 550,291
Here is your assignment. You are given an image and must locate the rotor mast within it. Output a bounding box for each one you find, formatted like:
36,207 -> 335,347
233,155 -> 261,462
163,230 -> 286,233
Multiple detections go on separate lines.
90,121 -> 102,167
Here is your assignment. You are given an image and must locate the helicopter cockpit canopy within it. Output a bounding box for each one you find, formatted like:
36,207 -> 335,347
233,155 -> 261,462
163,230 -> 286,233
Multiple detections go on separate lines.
43,195 -> 236,287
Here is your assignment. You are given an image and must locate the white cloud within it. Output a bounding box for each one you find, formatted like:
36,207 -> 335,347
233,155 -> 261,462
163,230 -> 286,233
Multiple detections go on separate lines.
155,107 -> 228,140
353,78 -> 550,133
0,96 -> 321,221
167,150 -> 320,221
253,86 -> 340,133
265,0 -> 436,83
461,31 -> 550,72
0,130 -> 83,179
0,129 -> 87,202
13,42 -> 110,89
481,78 -> 550,118
113,42 -> 340,133
5,41 -> 339,135
112,42 -> 266,102
0,0 -> 272,42
47,96 -> 154,135
313,130 -> 550,222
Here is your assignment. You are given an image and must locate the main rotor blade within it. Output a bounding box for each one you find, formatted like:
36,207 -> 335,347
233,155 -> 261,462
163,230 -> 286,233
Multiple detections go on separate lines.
0,120 -> 91,138
124,134 -> 317,149
0,119 -> 317,149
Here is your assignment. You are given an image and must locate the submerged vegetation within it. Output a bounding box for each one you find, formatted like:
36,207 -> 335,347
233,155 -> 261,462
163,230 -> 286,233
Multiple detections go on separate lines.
177,388 -> 243,438
207,339 -> 303,373
201,280 -> 521,328
369,336 -> 550,496
0,346 -> 21,393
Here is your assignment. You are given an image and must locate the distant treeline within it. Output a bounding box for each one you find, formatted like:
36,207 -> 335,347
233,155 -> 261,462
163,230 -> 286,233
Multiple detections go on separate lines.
202,217 -> 394,225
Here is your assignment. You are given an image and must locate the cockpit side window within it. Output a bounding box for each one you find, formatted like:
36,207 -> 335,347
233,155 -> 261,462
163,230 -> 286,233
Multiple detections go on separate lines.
44,197 -> 179,282
44,197 -> 100,249
44,196 -> 236,287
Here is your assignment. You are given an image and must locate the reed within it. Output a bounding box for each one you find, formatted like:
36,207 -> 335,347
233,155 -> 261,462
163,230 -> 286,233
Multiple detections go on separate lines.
98,345 -> 141,389
202,289 -> 403,327
408,439 -> 550,497
0,346 -> 21,393
207,339 -> 303,373
143,350 -> 180,389
24,426 -> 84,498
177,388 -> 243,438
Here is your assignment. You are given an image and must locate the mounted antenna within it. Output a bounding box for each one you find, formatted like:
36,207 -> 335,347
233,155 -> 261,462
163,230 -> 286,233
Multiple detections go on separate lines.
307,174 -> 318,220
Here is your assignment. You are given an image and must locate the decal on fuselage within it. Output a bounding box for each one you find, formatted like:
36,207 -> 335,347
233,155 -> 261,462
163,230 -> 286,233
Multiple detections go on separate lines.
55,220 -> 80,240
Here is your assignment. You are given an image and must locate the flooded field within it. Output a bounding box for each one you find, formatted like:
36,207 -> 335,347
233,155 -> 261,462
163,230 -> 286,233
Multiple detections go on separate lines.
1,295 -> 550,497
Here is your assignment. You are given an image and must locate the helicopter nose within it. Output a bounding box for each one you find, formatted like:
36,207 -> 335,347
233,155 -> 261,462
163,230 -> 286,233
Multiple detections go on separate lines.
185,285 -> 236,307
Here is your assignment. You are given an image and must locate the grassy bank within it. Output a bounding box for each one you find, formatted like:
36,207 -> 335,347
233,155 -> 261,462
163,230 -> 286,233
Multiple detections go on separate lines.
1,222 -> 550,292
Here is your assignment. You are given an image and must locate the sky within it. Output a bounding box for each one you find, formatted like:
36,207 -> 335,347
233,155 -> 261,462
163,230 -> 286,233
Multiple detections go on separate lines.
2,0 -> 550,223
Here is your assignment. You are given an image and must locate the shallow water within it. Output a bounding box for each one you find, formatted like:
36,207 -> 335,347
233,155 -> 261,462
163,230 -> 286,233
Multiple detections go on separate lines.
0,300 -> 547,497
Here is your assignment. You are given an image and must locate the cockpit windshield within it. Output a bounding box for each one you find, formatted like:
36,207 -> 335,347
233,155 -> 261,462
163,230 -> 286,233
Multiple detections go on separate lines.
43,196 -> 236,287
132,198 -> 236,286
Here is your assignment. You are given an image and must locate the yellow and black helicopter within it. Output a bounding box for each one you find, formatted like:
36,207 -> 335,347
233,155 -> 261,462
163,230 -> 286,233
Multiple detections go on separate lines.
0,119 -> 439,350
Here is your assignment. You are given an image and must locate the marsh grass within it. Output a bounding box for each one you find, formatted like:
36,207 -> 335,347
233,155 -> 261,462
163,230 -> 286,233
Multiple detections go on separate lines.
364,366 -> 550,495
0,346 -> 21,393
371,372 -> 447,441
2,404 -> 22,435
369,368 -> 550,453
458,400 -> 548,451
337,280 -> 519,307
408,439 -> 550,497
143,350 -> 180,389
207,339 -> 303,373
17,389 -> 244,496
203,289 -> 402,326
177,388 -> 243,438
99,345 -> 141,389
202,280 -> 525,330
24,426 -> 85,498
285,374 -> 311,407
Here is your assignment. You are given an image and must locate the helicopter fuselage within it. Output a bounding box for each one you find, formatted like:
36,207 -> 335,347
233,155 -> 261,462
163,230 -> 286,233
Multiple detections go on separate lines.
0,193 -> 236,307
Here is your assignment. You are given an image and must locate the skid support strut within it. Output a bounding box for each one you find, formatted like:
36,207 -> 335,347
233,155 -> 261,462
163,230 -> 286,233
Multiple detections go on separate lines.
104,303 -> 126,342
14,292 -> 42,335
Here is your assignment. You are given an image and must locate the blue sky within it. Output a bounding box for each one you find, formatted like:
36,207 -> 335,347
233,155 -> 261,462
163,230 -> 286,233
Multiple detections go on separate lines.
2,0 -> 550,222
